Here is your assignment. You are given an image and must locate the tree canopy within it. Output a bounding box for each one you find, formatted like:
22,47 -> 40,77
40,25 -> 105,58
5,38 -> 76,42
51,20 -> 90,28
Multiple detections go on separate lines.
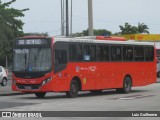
0,0 -> 29,67
73,22 -> 149,37
73,29 -> 112,37
137,22 -> 149,34
119,22 -> 149,35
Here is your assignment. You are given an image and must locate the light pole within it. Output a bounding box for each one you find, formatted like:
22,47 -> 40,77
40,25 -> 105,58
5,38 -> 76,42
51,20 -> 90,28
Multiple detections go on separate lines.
88,0 -> 93,36
61,0 -> 65,35
70,0 -> 72,36
66,0 -> 69,36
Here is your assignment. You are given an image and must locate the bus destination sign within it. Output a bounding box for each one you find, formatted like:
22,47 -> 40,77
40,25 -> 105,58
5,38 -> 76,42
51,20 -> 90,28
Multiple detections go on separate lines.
16,39 -> 49,45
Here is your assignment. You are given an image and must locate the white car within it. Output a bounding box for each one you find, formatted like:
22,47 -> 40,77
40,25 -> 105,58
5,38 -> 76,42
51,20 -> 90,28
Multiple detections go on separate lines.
0,66 -> 8,86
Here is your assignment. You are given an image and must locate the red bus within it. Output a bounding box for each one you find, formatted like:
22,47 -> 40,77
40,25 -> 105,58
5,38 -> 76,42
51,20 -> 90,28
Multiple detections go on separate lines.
12,36 -> 156,98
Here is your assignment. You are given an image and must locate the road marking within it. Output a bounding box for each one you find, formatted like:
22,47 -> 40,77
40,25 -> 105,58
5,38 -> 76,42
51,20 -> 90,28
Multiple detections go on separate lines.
111,95 -> 155,100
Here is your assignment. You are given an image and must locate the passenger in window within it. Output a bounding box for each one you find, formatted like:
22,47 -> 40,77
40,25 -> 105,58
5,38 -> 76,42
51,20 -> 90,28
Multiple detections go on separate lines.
84,55 -> 90,61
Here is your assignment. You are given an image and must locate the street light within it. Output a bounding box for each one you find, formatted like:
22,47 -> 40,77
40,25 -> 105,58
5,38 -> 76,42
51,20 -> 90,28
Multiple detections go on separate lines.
61,0 -> 65,35
88,0 -> 93,36
66,0 -> 69,36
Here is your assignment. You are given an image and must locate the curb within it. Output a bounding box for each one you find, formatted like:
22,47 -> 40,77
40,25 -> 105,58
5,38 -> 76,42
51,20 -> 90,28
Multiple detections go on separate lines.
0,92 -> 26,96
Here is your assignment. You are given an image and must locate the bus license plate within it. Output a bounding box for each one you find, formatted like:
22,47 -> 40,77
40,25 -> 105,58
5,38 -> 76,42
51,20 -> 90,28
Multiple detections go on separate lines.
24,86 -> 31,90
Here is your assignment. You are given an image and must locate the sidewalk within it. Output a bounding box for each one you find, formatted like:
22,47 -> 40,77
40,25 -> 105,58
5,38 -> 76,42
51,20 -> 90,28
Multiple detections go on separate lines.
0,84 -> 24,96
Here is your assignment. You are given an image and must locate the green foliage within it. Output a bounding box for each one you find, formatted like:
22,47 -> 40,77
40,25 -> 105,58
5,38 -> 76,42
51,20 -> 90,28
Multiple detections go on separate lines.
73,29 -> 112,37
94,29 -> 112,36
119,22 -> 149,35
0,0 -> 29,67
24,32 -> 49,37
137,22 -> 149,34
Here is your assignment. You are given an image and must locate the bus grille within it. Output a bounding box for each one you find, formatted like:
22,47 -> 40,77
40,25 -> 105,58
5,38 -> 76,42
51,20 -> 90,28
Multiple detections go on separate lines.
16,84 -> 41,90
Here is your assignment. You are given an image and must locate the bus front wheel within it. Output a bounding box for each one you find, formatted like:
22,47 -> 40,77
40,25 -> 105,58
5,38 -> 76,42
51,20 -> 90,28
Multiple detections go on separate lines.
66,79 -> 79,98
116,77 -> 132,94
35,92 -> 46,98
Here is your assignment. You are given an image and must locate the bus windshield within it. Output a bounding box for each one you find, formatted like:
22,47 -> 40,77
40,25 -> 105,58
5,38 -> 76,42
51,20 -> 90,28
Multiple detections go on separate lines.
13,48 -> 52,72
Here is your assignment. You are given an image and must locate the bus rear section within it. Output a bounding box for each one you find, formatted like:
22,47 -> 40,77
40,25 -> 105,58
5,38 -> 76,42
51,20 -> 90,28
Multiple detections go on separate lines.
12,36 -> 157,98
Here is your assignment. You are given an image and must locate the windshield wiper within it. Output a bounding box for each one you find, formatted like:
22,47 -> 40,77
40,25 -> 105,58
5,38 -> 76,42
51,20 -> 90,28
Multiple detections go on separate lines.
24,54 -> 28,71
40,52 -> 44,71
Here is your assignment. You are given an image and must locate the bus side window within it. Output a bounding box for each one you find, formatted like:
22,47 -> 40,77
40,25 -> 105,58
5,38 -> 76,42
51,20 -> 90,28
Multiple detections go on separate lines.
123,46 -> 133,61
98,45 -> 109,61
111,46 -> 122,61
84,45 -> 90,61
83,45 -> 96,61
90,45 -> 96,61
104,46 -> 110,61
97,46 -> 103,61
69,44 -> 82,61
55,50 -> 67,65
145,46 -> 154,61
134,46 -> 144,61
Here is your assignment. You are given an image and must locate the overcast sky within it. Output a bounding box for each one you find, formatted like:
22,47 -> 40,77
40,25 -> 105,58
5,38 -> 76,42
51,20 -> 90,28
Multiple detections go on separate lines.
3,0 -> 160,36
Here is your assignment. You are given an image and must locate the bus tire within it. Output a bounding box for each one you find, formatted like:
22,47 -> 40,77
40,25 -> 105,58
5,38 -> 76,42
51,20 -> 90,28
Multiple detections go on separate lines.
66,79 -> 79,98
116,77 -> 132,94
1,78 -> 7,86
35,92 -> 46,98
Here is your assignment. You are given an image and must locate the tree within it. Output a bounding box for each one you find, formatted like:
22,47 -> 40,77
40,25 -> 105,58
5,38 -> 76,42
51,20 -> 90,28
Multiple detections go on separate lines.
73,29 -> 112,37
0,0 -> 29,67
24,32 -> 49,37
94,29 -> 112,36
119,23 -> 138,35
137,22 -> 149,34
119,22 -> 150,35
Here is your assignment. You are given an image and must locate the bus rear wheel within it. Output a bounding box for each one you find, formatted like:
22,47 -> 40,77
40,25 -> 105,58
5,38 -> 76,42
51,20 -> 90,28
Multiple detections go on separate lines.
116,77 -> 132,94
35,92 -> 46,98
66,79 -> 79,98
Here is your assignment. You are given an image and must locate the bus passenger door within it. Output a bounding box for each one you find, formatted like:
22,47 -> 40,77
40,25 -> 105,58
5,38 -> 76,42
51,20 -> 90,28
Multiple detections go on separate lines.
54,49 -> 68,91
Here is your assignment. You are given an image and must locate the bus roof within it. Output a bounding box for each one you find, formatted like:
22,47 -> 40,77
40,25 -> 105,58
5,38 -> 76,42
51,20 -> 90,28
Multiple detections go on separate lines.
54,37 -> 154,46
16,36 -> 154,46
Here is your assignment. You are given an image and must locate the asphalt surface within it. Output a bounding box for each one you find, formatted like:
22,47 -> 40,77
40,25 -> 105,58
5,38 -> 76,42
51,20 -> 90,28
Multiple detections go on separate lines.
0,82 -> 160,120
0,79 -> 24,96
1,78 -> 160,96
0,78 -> 160,120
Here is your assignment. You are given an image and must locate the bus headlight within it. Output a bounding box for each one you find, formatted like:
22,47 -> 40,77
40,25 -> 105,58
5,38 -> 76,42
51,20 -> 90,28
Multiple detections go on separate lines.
41,77 -> 52,86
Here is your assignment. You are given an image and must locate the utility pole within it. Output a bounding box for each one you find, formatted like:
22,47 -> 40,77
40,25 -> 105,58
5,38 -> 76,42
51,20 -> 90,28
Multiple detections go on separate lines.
70,0 -> 72,36
88,0 -> 93,36
61,0 -> 65,35
66,0 -> 69,36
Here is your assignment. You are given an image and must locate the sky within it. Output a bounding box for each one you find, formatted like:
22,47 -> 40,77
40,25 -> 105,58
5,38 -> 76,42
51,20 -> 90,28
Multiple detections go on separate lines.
2,0 -> 160,36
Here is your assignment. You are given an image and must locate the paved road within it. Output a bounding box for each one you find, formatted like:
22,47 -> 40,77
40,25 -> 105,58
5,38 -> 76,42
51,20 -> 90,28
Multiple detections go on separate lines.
0,81 -> 160,119
0,79 -> 160,119
0,79 -> 22,96
1,83 -> 160,111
